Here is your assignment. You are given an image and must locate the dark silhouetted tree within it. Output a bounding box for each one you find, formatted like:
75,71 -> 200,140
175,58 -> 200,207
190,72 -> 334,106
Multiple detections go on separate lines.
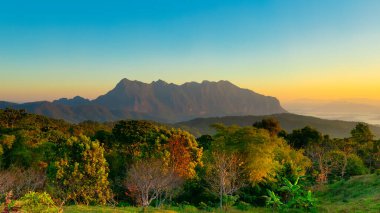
253,117 -> 282,136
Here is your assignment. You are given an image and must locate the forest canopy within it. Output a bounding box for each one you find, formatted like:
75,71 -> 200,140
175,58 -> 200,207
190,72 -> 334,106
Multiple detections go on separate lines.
0,109 -> 379,212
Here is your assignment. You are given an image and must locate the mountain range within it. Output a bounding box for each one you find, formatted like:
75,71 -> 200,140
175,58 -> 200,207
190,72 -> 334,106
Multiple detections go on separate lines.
0,79 -> 286,123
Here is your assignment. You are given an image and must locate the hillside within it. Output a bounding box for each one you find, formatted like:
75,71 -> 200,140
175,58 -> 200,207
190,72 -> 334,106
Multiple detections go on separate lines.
0,79 -> 286,123
175,113 -> 380,138
317,174 -> 380,212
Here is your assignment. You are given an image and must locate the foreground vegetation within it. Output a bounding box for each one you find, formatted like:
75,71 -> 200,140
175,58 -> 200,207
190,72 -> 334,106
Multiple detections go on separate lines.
52,174 -> 380,212
317,174 -> 380,212
63,205 -> 269,213
0,108 -> 379,212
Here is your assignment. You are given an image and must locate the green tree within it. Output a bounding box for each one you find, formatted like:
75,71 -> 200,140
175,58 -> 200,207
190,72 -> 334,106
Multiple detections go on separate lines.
286,126 -> 323,149
350,123 -> 378,171
49,135 -> 112,205
351,123 -> 374,144
196,134 -> 213,151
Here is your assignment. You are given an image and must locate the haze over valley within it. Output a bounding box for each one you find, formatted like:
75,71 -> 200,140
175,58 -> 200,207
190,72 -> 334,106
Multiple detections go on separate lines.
285,99 -> 380,125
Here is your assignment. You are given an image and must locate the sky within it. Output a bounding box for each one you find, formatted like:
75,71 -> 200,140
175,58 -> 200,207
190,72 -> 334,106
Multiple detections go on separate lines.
1,0 -> 380,103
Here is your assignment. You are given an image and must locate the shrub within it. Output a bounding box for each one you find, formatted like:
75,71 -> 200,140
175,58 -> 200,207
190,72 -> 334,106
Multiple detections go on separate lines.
0,168 -> 46,199
265,177 -> 317,211
346,154 -> 368,176
235,201 -> 251,211
198,202 -> 212,212
375,169 -> 380,176
116,201 -> 131,207
179,204 -> 198,213
20,191 -> 58,213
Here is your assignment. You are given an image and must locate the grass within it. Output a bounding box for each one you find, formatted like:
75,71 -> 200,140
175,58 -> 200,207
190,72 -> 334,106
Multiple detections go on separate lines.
63,205 -> 269,213
316,174 -> 380,213
64,205 -> 177,213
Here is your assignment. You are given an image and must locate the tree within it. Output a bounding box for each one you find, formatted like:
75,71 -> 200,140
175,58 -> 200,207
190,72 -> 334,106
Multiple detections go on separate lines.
125,159 -> 182,207
253,117 -> 282,136
350,123 -> 378,171
206,151 -> 246,209
0,108 -> 27,128
49,135 -> 112,205
333,138 -> 355,179
196,135 -> 213,151
345,154 -> 368,176
286,126 -> 323,149
211,124 -> 311,184
0,134 -> 16,167
273,139 -> 312,179
209,124 -> 311,209
212,124 -> 279,184
0,168 -> 46,198
351,123 -> 374,144
110,120 -> 203,201
305,138 -> 337,184
166,131 -> 202,179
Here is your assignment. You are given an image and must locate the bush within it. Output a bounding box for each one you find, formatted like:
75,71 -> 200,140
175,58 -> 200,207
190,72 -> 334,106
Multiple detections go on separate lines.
235,201 -> 251,211
179,204 -> 198,212
265,177 -> 317,211
346,154 -> 368,176
198,201 -> 212,212
375,169 -> 380,176
0,168 -> 46,199
116,201 -> 131,207
20,191 -> 59,213
222,195 -> 239,211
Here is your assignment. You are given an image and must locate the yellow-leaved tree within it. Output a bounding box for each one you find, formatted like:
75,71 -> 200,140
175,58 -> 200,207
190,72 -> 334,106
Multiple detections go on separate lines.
49,135 -> 112,205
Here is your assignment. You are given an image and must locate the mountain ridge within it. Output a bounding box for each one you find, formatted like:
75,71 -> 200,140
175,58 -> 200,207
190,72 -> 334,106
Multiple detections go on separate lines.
0,78 -> 286,123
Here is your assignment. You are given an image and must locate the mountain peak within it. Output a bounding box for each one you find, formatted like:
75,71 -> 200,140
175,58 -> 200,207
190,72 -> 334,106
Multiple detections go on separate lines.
53,96 -> 90,106
152,79 -> 168,85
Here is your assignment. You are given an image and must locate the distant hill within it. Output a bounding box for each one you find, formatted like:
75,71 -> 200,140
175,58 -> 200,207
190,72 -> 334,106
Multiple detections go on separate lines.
0,79 -> 286,123
175,113 -> 380,138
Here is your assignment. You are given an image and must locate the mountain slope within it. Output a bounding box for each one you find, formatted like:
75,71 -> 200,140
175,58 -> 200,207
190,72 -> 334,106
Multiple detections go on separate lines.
0,79 -> 286,123
175,113 -> 380,138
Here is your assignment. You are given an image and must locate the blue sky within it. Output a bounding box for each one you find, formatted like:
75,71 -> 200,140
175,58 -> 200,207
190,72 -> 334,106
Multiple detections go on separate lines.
1,0 -> 380,102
